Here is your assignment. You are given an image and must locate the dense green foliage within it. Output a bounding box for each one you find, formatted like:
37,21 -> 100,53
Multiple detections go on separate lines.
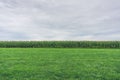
0,41 -> 120,48
0,48 -> 120,80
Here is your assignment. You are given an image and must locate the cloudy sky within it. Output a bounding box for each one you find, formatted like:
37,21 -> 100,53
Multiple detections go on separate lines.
0,0 -> 120,40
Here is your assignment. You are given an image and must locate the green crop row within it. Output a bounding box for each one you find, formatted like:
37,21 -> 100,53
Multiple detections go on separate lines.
0,41 -> 120,48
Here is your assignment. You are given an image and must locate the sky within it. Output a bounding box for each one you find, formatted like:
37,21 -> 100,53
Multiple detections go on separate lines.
0,0 -> 120,41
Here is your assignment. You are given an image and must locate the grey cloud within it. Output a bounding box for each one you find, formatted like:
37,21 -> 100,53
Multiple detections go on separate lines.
0,0 -> 120,40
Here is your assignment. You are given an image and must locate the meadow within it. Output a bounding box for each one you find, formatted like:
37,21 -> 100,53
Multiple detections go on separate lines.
0,48 -> 120,80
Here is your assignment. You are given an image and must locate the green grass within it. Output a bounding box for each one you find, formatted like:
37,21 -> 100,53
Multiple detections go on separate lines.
0,48 -> 120,80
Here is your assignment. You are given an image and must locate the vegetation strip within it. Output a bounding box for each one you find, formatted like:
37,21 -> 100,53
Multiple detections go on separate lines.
0,41 -> 120,48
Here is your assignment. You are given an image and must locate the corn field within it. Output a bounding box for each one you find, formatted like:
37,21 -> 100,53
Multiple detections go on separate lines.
0,41 -> 120,48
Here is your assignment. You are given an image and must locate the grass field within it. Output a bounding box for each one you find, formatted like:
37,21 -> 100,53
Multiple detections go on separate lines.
0,48 -> 120,80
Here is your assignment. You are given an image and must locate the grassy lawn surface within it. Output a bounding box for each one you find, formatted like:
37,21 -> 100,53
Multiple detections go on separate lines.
0,48 -> 120,80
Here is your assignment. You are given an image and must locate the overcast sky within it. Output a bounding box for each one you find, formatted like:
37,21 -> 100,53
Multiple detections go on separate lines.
0,0 -> 120,40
